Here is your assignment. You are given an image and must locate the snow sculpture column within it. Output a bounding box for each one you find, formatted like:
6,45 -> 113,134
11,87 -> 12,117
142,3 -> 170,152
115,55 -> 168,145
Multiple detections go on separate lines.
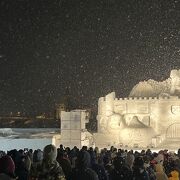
97,92 -> 115,132
170,69 -> 180,95
105,92 -> 115,116
61,110 -> 91,148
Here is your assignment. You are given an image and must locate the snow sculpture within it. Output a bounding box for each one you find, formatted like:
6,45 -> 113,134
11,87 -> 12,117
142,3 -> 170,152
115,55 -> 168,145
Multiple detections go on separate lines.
119,116 -> 156,147
95,70 -> 180,149
129,79 -> 171,97
61,110 -> 93,148
170,69 -> 180,95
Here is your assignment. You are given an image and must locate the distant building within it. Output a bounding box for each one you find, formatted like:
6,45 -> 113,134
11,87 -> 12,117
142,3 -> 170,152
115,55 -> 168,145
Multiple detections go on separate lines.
55,87 -> 74,119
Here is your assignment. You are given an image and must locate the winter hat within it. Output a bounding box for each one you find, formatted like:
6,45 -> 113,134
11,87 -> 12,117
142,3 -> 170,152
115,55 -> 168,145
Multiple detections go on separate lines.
43,144 -> 57,162
33,149 -> 43,162
77,150 -> 91,168
0,155 -> 16,178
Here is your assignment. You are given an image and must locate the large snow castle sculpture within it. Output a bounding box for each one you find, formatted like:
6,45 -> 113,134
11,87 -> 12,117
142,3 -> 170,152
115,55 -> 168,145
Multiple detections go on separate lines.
95,69 -> 180,149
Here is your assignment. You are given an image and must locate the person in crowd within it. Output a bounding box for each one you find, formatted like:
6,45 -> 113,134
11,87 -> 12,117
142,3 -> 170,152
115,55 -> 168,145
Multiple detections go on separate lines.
155,163 -> 168,180
56,150 -> 72,180
141,150 -> 146,156
70,149 -> 99,180
155,151 -> 164,165
68,146 -> 79,168
89,147 -> 96,164
102,154 -> 113,179
64,147 -> 71,157
166,157 -> 180,180
59,144 -> 64,152
90,150 -> 108,180
109,156 -> 133,180
168,168 -> 179,180
177,149 -> 180,159
4,145 -> 180,180
134,151 -> 141,158
30,149 -> 43,178
143,155 -> 156,180
111,148 -> 118,160
30,144 -> 66,180
94,147 -> 100,159
132,156 -> 150,180
14,150 -> 30,180
173,158 -> 180,179
146,149 -> 152,157
0,155 -> 17,180
0,150 -> 6,158
125,150 -> 135,170
27,149 -> 33,162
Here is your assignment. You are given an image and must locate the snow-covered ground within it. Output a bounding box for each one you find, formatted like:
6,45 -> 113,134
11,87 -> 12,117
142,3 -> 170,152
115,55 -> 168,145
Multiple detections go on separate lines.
0,128 -> 60,137
0,128 -> 179,152
0,128 -> 60,151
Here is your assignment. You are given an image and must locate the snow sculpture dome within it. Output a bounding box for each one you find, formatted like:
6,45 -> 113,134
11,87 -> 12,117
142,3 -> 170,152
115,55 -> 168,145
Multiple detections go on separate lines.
129,73 -> 174,97
158,93 -> 170,98
129,81 -> 155,97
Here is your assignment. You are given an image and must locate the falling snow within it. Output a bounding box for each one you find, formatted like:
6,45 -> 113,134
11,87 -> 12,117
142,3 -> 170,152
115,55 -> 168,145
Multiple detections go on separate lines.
0,0 -> 179,115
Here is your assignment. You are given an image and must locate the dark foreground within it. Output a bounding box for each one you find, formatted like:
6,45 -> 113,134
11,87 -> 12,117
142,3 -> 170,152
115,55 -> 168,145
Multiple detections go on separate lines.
1,144 -> 180,180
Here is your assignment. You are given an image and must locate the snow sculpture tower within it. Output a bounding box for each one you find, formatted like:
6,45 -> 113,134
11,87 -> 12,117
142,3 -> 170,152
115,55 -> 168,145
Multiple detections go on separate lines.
97,92 -> 115,132
170,69 -> 180,95
61,110 -> 92,148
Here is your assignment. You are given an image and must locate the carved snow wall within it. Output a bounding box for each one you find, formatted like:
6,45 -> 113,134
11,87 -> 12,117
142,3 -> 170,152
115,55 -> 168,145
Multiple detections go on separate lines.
96,92 -> 180,148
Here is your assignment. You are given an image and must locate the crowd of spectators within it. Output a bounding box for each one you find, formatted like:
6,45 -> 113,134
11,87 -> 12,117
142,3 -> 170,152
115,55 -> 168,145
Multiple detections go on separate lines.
0,144 -> 180,180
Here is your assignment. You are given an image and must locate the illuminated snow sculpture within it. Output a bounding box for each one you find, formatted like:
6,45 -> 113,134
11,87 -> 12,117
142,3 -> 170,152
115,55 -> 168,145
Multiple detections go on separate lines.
61,110 -> 93,148
95,94 -> 157,148
95,70 -> 180,148
119,116 -> 156,147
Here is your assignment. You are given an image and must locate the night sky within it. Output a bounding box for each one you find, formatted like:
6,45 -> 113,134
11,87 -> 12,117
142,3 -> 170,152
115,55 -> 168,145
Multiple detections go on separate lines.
0,0 -> 180,115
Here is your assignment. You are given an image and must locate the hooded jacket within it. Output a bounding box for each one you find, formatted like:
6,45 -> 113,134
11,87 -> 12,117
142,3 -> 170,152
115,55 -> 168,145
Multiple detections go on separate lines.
155,163 -> 168,180
169,170 -> 179,180
31,144 -> 66,180
0,155 -> 16,179
132,156 -> 150,180
71,150 -> 99,180
110,156 -> 133,180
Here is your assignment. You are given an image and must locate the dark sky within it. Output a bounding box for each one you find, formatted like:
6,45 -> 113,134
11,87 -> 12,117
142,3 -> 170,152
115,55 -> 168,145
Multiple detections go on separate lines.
0,0 -> 180,115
